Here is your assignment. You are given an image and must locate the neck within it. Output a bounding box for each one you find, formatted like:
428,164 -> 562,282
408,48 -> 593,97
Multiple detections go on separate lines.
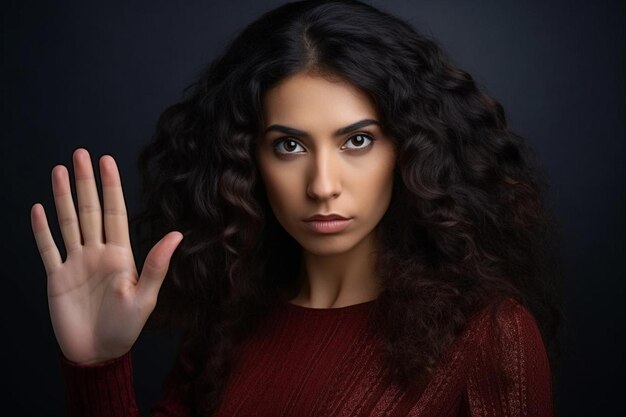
290,232 -> 381,308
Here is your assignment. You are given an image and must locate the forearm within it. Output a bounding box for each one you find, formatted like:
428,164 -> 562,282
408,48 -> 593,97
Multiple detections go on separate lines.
60,349 -> 140,417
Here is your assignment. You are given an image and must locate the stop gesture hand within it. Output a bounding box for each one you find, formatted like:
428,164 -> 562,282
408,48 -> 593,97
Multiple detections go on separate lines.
30,148 -> 183,365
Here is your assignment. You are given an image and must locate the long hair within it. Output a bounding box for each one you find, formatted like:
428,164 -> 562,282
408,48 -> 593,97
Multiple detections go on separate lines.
132,1 -> 564,415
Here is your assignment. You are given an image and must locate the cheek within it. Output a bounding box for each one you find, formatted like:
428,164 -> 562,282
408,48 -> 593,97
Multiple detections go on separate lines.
373,161 -> 395,187
356,154 -> 396,217
359,152 -> 395,195
261,168 -> 301,214
364,169 -> 393,205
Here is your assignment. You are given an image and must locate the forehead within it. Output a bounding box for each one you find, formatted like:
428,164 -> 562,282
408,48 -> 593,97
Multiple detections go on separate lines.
262,71 -> 378,127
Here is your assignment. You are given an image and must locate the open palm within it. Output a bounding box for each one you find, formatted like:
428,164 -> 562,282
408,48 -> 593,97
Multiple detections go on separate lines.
31,148 -> 183,365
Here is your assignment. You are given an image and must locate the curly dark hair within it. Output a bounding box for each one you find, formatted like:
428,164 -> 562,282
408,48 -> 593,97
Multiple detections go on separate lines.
132,0 -> 564,415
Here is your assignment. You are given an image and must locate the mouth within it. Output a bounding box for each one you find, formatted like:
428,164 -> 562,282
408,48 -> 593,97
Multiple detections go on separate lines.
304,213 -> 350,221
303,216 -> 353,234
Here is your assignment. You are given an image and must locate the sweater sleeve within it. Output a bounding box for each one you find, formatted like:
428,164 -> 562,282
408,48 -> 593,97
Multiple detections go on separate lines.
465,299 -> 553,417
60,349 -> 191,417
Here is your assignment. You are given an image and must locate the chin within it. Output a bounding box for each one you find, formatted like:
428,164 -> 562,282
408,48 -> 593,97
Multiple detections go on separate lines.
296,235 -> 364,257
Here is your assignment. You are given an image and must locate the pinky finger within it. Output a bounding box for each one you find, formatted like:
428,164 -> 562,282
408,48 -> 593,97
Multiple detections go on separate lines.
31,203 -> 63,275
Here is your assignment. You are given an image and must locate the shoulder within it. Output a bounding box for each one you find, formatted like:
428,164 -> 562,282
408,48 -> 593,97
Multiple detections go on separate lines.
412,297 -> 553,415
460,299 -> 554,415
465,296 -> 552,390
466,297 -> 551,379
429,296 -> 549,380
433,296 -> 547,369
464,296 -> 544,345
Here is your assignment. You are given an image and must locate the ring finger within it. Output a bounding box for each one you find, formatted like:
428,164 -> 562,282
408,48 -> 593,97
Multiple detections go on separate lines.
51,165 -> 82,252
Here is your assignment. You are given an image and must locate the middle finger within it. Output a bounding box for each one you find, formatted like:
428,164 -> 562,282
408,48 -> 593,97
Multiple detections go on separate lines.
73,148 -> 103,245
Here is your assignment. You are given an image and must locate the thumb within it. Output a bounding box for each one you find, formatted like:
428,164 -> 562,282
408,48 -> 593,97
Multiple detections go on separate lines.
136,231 -> 184,307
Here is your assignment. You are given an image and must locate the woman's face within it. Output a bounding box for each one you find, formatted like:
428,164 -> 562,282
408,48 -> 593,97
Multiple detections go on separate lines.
256,71 -> 397,256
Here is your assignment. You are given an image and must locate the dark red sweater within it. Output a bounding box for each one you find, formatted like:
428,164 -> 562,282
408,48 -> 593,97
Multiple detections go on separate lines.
60,297 -> 553,416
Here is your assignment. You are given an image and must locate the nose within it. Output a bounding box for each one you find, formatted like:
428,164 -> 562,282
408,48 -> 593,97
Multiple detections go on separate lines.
306,148 -> 342,201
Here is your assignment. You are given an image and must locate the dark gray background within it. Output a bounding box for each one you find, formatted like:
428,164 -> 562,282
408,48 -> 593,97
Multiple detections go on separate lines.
2,0 -> 624,415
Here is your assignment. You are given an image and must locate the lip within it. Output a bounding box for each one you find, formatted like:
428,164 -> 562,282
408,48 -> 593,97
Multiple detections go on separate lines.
304,213 -> 350,221
303,215 -> 353,234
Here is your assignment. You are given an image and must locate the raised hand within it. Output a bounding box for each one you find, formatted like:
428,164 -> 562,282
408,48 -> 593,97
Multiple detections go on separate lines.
31,148 -> 183,365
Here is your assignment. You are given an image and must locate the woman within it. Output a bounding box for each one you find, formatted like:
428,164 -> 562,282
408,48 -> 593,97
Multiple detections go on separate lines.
30,0 -> 562,416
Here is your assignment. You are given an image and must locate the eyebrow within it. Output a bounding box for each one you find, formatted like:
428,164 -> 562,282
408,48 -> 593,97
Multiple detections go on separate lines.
263,119 -> 380,137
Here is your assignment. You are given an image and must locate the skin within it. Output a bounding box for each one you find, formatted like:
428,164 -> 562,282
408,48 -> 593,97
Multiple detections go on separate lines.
30,150 -> 183,364
29,70 -> 396,363
256,71 -> 397,309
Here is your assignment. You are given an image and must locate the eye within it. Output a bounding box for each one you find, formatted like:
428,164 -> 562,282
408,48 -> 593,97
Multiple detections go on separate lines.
273,138 -> 305,155
342,133 -> 374,150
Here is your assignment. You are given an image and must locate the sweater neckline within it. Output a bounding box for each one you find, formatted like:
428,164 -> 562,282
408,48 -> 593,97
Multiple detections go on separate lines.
280,298 -> 377,314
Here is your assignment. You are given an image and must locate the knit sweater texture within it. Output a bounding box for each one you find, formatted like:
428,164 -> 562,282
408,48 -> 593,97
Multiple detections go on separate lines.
60,297 -> 553,416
